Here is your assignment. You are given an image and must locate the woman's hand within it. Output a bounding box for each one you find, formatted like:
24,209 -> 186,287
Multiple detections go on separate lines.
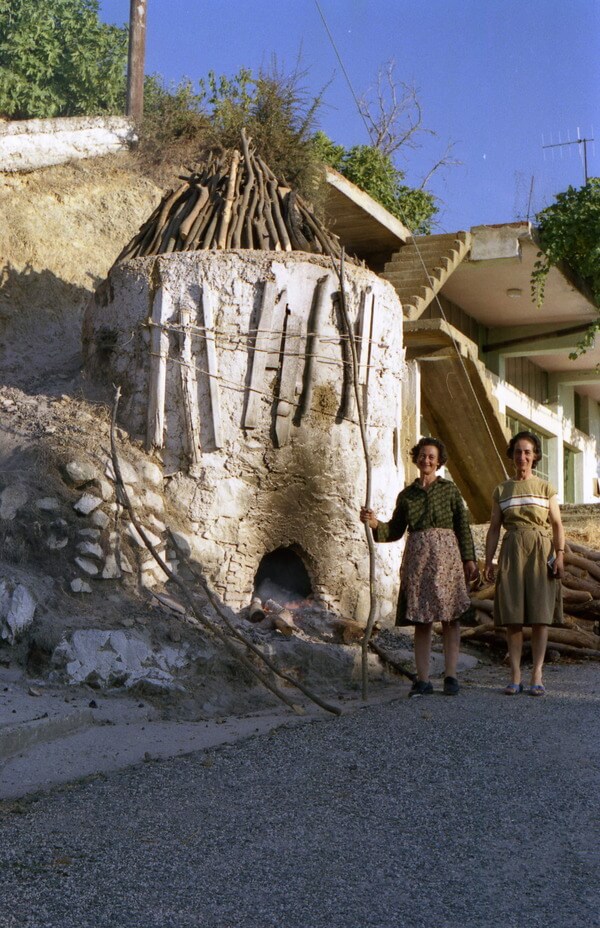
360,507 -> 378,530
483,562 -> 495,583
463,560 -> 479,583
553,551 -> 565,580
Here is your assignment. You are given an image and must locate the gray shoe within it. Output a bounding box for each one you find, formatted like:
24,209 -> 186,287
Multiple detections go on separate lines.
443,676 -> 460,696
409,680 -> 434,698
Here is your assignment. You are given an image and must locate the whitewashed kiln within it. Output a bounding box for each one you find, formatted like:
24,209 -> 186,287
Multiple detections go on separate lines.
83,140 -> 407,621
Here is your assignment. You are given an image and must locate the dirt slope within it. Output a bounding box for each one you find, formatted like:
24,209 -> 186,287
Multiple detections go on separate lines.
0,155 -> 161,389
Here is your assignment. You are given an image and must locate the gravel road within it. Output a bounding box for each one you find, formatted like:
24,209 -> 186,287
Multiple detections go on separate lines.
1,662 -> 598,928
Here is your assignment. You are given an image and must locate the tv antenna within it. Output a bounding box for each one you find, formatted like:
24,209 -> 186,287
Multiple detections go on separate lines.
542,128 -> 595,184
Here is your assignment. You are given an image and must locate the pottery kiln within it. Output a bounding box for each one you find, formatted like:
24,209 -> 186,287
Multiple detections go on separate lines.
83,146 -> 406,622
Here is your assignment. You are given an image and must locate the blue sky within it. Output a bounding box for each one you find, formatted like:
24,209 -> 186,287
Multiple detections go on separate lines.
98,0 -> 599,233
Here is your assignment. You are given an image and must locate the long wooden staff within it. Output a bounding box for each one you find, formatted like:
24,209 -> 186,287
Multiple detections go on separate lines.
333,251 -> 378,699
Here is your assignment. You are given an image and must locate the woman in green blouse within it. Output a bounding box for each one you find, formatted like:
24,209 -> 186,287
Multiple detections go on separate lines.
361,437 -> 478,697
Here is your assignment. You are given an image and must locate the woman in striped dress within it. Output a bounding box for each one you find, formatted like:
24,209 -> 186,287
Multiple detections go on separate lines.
484,431 -> 565,696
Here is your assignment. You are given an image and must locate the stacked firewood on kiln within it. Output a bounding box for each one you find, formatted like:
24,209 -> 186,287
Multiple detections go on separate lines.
460,539 -> 600,659
113,129 -> 343,264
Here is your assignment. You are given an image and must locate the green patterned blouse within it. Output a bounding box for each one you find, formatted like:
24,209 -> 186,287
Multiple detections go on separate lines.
373,476 -> 476,562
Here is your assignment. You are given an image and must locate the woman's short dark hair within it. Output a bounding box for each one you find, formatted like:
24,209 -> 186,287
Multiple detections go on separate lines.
507,430 -> 542,465
410,437 -> 448,466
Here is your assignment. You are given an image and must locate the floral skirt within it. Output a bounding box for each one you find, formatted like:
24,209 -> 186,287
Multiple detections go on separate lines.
396,528 -> 471,626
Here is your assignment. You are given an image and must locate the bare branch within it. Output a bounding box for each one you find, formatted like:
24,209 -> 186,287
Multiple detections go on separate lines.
358,61 -> 432,158
419,139 -> 462,188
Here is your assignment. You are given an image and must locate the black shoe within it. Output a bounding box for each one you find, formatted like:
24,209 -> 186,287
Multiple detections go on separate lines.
443,676 -> 460,696
409,680 -> 433,698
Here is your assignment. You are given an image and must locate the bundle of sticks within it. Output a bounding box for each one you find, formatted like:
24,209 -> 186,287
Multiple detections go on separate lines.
114,130 -> 343,264
460,538 -> 600,660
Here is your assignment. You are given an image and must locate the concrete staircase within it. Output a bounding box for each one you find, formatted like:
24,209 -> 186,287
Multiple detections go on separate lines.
403,319 -> 511,521
382,231 -> 472,319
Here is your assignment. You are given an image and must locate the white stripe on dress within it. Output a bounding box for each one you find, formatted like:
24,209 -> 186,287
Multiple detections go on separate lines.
499,494 -> 549,512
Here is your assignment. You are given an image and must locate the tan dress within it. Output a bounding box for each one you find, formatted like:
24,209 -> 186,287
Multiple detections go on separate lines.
493,476 -> 562,627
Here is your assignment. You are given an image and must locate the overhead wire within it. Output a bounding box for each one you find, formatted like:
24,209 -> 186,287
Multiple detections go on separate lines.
314,1 -> 509,478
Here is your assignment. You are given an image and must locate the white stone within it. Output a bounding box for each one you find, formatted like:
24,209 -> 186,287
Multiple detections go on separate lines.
102,554 -> 122,579
65,460 -> 97,485
126,522 -> 162,548
147,513 -> 166,532
50,628 -> 187,690
46,534 -> 68,551
169,531 -> 193,558
0,582 -> 36,643
0,484 -> 29,520
142,489 -> 164,514
105,457 -> 138,485
139,461 -> 163,486
77,542 -> 104,560
74,557 -> 99,576
71,578 -> 92,594
78,528 -> 102,541
90,509 -> 110,529
95,478 -> 114,501
73,493 -> 103,515
36,497 -> 60,511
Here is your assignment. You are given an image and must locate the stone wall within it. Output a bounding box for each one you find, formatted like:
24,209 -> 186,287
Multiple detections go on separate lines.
83,251 -> 407,622
0,116 -> 136,173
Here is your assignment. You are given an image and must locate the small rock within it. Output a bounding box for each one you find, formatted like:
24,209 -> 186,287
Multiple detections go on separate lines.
28,686 -> 43,697
77,542 -> 104,560
36,497 -> 60,512
94,478 -> 114,501
120,617 -> 135,628
78,528 -> 102,541
126,522 -> 162,548
88,699 -> 98,709
46,534 -> 68,551
102,554 -> 122,580
73,494 -> 103,516
143,490 -> 164,514
105,458 -> 138,485
90,509 -> 110,529
74,557 -> 100,576
139,461 -> 163,486
0,484 -> 29,520
71,578 -> 92,594
65,461 -> 97,486
147,514 -> 166,533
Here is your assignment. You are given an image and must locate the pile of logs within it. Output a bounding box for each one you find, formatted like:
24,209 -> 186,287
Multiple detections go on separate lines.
462,539 -> 600,659
114,130 -> 343,264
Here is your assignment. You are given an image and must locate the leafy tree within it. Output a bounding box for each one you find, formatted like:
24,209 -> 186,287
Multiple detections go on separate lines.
531,179 -> 600,357
313,131 -> 437,233
0,0 -> 127,119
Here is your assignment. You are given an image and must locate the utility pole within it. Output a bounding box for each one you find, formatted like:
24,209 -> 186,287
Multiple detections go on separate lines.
126,0 -> 148,123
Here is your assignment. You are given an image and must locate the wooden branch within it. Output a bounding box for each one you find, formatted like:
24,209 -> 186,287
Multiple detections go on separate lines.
566,540 -> 600,562
564,550 -> 600,583
334,250 -> 377,700
297,275 -> 330,421
368,639 -> 416,682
